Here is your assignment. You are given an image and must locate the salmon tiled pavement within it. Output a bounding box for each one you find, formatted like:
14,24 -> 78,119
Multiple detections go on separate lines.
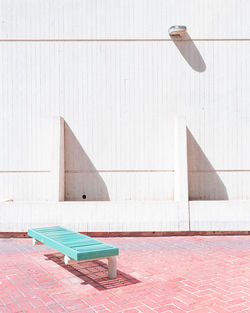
0,236 -> 250,313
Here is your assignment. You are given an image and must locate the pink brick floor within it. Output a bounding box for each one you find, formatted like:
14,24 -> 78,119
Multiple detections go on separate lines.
0,236 -> 250,313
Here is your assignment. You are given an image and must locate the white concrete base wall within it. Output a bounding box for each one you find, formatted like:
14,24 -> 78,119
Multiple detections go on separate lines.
0,201 -> 181,232
0,201 -> 188,232
0,200 -> 249,233
190,201 -> 250,231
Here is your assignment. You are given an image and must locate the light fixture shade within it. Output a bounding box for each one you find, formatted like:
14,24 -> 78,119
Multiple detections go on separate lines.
168,25 -> 187,36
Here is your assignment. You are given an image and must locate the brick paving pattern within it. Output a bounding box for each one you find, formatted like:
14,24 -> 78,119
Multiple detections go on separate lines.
0,236 -> 250,312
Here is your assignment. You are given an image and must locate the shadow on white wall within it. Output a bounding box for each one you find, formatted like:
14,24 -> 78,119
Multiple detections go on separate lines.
171,33 -> 206,72
187,129 -> 228,200
64,122 -> 110,201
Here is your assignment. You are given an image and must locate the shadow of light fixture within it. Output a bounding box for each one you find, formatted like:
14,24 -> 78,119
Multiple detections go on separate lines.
168,25 -> 206,72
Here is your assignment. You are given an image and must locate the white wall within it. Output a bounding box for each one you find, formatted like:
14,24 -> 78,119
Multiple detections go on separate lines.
0,0 -> 249,39
0,117 -> 53,201
0,201 -> 187,232
190,201 -> 250,231
0,1 -> 250,202
1,200 -> 249,232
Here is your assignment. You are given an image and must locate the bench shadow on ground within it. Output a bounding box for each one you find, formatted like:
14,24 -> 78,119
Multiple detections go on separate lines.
44,253 -> 140,291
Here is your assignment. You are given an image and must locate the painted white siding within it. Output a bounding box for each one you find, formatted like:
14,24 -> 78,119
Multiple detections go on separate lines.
0,1 -> 250,201
0,117 -> 55,201
0,0 -> 249,39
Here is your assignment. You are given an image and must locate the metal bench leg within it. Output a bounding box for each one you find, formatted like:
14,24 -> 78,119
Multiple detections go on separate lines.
32,238 -> 43,246
107,256 -> 117,279
64,255 -> 71,265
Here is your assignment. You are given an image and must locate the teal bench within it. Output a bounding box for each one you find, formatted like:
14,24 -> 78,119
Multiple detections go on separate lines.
28,226 -> 119,279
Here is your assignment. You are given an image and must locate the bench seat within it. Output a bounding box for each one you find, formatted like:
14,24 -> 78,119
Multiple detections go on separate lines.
28,226 -> 119,278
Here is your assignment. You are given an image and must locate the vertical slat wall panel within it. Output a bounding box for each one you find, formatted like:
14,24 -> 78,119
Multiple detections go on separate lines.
0,0 -> 249,39
0,1 -> 250,201
0,117 -> 54,200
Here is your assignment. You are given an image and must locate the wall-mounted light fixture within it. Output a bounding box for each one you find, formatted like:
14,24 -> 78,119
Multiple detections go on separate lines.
168,25 -> 187,37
